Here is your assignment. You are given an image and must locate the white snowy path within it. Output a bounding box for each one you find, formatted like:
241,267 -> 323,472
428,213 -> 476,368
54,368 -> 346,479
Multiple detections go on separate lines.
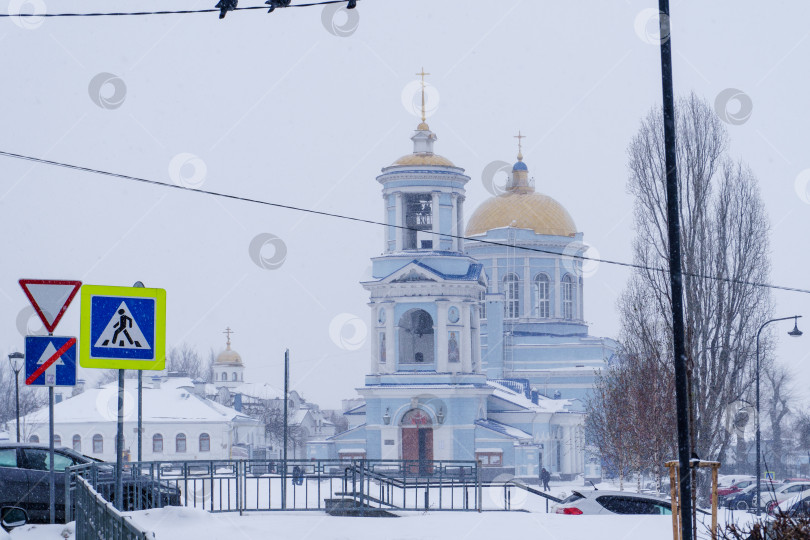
8,506 -> 756,540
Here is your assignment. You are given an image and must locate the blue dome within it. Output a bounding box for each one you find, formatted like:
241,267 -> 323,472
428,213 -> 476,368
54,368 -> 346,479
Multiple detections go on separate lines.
512,161 -> 528,172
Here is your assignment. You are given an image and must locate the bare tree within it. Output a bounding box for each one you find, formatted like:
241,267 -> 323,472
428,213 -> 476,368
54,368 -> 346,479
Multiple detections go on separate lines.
164,343 -> 213,382
585,344 -> 677,492
0,361 -> 47,438
585,362 -> 633,490
622,92 -> 772,466
793,410 -> 810,477
763,364 -> 794,477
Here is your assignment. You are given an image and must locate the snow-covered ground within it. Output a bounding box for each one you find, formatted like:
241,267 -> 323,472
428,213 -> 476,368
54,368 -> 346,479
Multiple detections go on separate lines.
6,479 -> 759,539
6,506 -> 760,540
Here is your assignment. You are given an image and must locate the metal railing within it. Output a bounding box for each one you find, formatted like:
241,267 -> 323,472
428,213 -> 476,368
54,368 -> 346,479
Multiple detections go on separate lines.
73,475 -> 153,540
67,459 -> 485,518
66,458 -> 558,521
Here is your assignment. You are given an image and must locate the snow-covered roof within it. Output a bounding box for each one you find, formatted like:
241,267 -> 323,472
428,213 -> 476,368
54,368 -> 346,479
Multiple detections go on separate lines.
290,409 -> 311,425
486,381 -> 572,413
475,419 -> 533,440
202,381 -> 284,401
23,377 -> 257,425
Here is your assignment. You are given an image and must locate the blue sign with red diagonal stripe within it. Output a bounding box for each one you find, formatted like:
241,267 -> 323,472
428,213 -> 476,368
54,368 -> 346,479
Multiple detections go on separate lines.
25,336 -> 77,387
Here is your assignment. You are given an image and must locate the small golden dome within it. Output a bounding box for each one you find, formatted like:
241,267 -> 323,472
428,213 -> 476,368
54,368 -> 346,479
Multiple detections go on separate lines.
215,347 -> 242,365
466,191 -> 577,237
417,121 -> 430,131
392,153 -> 456,167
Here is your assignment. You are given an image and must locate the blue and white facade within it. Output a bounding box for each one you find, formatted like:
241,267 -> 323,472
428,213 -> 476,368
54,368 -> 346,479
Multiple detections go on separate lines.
311,120 -> 590,480
464,154 -> 618,404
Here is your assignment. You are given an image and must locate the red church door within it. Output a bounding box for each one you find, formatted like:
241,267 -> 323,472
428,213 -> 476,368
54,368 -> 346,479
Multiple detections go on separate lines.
401,409 -> 433,475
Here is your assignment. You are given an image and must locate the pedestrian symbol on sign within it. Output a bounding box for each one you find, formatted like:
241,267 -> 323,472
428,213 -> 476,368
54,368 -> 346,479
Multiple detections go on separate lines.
95,302 -> 151,349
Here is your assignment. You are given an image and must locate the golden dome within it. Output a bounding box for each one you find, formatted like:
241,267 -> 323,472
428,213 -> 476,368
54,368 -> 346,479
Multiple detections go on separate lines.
392,153 -> 456,167
466,191 -> 577,237
215,346 -> 242,365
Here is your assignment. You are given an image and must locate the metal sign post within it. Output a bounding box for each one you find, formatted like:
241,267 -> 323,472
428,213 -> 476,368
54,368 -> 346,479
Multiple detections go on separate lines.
79,283 -> 166,510
18,279 -> 81,525
282,349 -> 289,510
116,369 -> 124,510
23,335 -> 78,525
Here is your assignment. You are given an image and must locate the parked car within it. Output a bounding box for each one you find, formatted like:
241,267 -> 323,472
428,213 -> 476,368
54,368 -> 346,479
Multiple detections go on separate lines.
553,490 -> 672,515
760,482 -> 810,513
718,479 -> 755,498
725,482 -> 781,511
0,442 -> 180,523
773,492 -> 810,517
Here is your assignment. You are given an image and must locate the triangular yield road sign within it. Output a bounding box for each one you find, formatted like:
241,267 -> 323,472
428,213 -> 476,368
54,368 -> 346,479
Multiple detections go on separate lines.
19,279 -> 82,333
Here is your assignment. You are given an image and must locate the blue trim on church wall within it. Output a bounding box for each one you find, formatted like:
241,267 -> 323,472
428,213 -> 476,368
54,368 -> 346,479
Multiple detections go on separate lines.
371,255 -> 478,279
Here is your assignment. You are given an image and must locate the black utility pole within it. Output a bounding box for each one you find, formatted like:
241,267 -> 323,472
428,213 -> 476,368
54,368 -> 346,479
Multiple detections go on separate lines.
657,2 -> 693,538
281,349 -> 289,510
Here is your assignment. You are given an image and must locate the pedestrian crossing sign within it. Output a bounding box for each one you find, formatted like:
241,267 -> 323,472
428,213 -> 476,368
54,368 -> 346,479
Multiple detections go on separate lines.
79,284 -> 166,370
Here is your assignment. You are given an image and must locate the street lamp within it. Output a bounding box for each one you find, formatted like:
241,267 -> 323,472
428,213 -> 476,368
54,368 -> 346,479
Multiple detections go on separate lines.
755,315 -> 802,516
7,352 -> 24,443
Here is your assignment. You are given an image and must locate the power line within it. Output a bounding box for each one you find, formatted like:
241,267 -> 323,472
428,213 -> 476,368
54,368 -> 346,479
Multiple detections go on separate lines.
0,0 -> 352,18
1,148 -> 808,296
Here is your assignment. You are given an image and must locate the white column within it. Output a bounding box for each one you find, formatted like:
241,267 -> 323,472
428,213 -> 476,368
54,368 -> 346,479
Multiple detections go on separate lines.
436,300 -> 448,372
471,303 -> 481,372
522,257 -> 530,318
394,193 -> 403,251
370,307 -> 379,373
578,276 -> 584,321
456,196 -> 464,251
451,193 -> 458,252
431,191 -> 440,249
554,258 -> 561,318
461,304 -> 472,373
385,304 -> 395,372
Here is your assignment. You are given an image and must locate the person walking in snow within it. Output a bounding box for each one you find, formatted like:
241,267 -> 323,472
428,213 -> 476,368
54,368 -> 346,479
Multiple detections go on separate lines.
540,467 -> 551,492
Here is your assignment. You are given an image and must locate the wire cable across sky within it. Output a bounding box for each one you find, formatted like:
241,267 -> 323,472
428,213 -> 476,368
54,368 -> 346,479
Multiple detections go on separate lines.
1,148 -> 808,296
0,0 -> 353,18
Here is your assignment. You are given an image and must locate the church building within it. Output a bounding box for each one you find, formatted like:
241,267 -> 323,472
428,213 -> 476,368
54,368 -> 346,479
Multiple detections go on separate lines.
464,138 -> 618,404
312,81 -> 590,481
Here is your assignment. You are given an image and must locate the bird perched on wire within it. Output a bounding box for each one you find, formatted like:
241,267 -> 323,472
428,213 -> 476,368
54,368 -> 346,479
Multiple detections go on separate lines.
265,0 -> 291,13
215,0 -> 238,18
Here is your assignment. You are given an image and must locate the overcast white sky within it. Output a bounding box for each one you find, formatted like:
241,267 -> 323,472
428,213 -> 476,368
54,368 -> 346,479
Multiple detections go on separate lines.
0,1 -> 808,410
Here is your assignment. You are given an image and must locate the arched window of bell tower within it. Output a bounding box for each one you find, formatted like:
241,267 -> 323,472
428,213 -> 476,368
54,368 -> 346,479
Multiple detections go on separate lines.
403,193 -> 433,250
398,309 -> 435,366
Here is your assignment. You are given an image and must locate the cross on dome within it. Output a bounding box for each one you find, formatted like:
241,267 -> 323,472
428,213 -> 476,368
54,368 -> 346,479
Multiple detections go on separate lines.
416,67 -> 431,130
223,326 -> 234,349
514,130 -> 526,161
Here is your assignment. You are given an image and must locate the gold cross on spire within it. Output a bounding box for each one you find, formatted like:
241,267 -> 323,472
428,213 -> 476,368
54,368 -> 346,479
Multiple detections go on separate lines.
514,130 -> 526,160
416,67 -> 430,123
223,327 -> 234,347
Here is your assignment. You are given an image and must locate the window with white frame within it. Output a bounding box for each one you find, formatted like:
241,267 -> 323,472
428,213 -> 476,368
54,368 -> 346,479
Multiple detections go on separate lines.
503,274 -> 520,319
199,433 -> 210,452
534,274 -> 550,318
176,433 -> 186,453
92,434 -> 103,454
562,274 -> 574,320
153,434 -> 163,453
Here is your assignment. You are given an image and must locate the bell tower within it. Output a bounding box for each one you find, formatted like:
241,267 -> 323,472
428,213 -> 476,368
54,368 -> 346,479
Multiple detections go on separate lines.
356,72 -> 492,462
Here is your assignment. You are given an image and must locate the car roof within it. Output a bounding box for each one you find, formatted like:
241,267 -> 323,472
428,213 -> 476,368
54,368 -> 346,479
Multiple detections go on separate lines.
0,442 -> 95,461
574,490 -> 670,502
